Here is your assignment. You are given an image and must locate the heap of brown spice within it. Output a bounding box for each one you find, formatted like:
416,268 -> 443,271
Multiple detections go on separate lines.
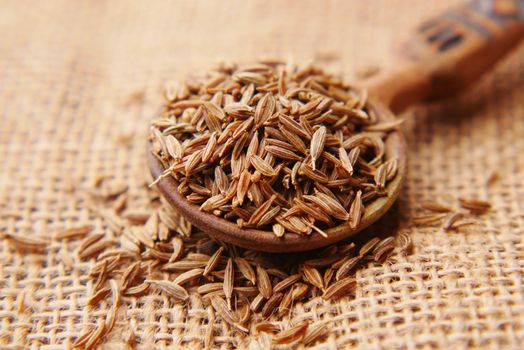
150,61 -> 401,237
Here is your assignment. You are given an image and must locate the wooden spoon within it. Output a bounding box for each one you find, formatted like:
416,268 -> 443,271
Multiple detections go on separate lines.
149,0 -> 524,252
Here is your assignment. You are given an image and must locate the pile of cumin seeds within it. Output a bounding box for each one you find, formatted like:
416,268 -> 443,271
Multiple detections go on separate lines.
150,61 -> 401,237
61,178 -> 412,347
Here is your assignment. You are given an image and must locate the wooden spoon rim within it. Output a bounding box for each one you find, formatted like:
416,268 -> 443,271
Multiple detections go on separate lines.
148,98 -> 407,252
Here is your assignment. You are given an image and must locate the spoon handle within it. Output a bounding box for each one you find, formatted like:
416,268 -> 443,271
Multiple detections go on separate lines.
366,0 -> 524,113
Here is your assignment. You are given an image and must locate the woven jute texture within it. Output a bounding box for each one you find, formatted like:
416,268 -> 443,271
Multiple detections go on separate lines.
1,0 -> 524,349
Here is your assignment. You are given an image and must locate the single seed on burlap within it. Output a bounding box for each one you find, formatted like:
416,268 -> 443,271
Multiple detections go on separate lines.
273,274 -> 302,293
335,256 -> 361,281
93,260 -> 108,292
53,225 -> 93,240
79,239 -> 115,260
72,326 -> 95,348
278,288 -> 294,316
234,286 -> 259,297
359,237 -> 380,257
256,264 -> 273,298
210,295 -> 239,327
197,283 -> 223,295
443,212 -> 464,231
121,261 -> 141,290
421,201 -> 452,213
84,319 -> 107,349
322,277 -> 357,300
169,237 -> 184,263
250,293 -> 266,312
162,260 -> 207,271
323,267 -> 335,287
235,257 -> 256,284
89,255 -> 122,277
1,232 -> 49,252
255,322 -> 280,333
373,244 -> 395,263
203,246 -> 224,277
146,280 -> 189,302
173,268 -> 204,285
301,265 -> 324,290
458,197 -> 491,214
303,255 -> 340,268
237,303 -> 251,324
396,232 -> 412,252
87,287 -> 111,307
303,323 -> 328,345
261,292 -> 284,318
224,258 -> 234,308
412,213 -> 448,225
77,233 -> 105,254
205,306 -> 215,349
272,321 -> 309,345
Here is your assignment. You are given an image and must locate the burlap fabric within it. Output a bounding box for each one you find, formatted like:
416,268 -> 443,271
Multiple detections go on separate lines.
1,0 -> 523,348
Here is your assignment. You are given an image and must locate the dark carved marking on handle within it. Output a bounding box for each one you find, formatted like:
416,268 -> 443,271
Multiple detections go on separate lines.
418,0 -> 524,53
